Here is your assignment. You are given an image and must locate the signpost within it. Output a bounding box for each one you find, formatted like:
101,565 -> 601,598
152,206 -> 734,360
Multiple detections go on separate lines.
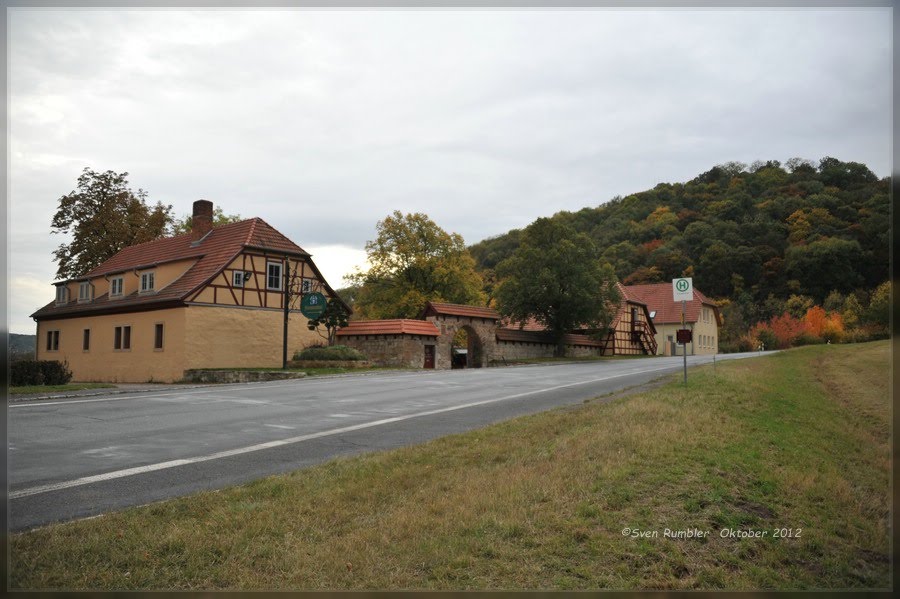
673,278 -> 693,384
300,292 -> 327,319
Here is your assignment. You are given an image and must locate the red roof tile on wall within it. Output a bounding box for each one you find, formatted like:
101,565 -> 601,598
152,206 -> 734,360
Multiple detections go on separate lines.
336,319 -> 440,337
421,302 -> 500,320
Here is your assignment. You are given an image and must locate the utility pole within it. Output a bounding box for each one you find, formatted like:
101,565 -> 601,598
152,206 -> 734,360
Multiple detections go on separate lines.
682,299 -> 687,385
282,260 -> 290,369
673,277 -> 693,386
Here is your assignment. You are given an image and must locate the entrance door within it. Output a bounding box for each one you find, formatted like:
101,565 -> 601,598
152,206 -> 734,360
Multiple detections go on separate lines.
424,345 -> 435,369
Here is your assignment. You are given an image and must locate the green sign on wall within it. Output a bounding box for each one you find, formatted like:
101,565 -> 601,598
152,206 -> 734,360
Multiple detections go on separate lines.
300,292 -> 327,319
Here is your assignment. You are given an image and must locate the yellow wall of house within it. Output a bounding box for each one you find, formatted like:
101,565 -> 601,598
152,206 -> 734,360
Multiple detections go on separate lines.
35,308 -> 187,382
653,306 -> 719,356
37,251 -> 337,382
183,305 -> 327,370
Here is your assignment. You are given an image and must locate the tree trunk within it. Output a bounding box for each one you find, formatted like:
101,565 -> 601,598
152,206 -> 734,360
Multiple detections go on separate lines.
554,335 -> 567,358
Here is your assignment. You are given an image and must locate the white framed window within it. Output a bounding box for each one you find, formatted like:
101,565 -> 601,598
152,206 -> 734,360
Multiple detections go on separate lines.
140,272 -> 155,292
267,261 -> 283,290
78,281 -> 93,302
55,286 -> 68,304
233,271 -> 245,288
110,277 -> 124,297
301,278 -> 313,293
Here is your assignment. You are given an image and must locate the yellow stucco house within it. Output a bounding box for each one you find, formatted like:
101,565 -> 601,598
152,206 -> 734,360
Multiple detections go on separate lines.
623,283 -> 722,356
31,200 -> 347,382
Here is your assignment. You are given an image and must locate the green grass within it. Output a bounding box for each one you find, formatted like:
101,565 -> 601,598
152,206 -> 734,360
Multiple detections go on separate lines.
9,382 -> 116,395
9,341 -> 890,590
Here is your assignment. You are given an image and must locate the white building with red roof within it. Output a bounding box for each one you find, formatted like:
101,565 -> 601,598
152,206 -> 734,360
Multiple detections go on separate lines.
32,200 -> 348,382
623,283 -> 722,356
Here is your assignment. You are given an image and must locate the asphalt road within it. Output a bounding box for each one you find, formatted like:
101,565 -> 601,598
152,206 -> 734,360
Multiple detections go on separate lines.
9,352 -> 767,531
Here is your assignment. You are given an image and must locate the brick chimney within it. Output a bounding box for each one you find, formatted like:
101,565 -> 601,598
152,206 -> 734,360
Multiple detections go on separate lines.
191,199 -> 213,241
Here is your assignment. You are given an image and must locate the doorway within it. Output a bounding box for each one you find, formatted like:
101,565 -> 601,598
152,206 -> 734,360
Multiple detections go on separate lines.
451,326 -> 483,369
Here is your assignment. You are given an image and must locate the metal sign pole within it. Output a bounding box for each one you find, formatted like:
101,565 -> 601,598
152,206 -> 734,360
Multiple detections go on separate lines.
682,299 -> 687,384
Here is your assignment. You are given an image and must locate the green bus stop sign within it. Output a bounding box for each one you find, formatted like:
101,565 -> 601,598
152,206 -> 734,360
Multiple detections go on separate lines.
300,292 -> 327,319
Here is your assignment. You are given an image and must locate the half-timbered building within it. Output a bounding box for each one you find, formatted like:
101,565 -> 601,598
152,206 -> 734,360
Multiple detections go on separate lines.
32,200 -> 347,382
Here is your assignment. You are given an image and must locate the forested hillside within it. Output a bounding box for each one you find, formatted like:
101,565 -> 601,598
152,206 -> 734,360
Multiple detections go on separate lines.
470,157 -> 890,334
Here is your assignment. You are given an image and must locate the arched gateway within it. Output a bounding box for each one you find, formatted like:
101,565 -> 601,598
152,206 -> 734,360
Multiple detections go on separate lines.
420,302 -> 498,369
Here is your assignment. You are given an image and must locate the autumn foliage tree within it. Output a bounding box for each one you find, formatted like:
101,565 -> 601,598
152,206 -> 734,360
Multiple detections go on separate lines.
51,168 -> 173,279
171,206 -> 242,234
350,211 -> 485,319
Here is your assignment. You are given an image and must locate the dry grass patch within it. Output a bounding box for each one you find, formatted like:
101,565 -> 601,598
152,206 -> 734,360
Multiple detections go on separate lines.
10,341 -> 891,590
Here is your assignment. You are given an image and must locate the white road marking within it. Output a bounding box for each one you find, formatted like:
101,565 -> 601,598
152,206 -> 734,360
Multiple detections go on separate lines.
9,363 -> 678,500
263,424 -> 294,430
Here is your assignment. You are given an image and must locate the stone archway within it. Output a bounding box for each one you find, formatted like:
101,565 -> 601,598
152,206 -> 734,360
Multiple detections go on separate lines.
421,303 -> 499,370
451,325 -> 485,369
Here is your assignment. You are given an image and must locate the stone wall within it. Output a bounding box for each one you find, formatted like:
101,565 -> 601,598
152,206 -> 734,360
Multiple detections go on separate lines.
183,369 -> 307,383
492,340 -> 604,362
425,314 -> 498,369
338,334 -> 435,369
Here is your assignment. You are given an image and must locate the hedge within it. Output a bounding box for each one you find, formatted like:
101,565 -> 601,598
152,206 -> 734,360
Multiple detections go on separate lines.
293,345 -> 367,362
10,360 -> 73,386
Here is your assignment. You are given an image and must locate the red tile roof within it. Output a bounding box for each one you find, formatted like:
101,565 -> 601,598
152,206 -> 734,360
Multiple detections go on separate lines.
500,316 -> 547,331
421,302 -> 500,320
623,283 -> 722,325
31,218 -> 343,320
336,319 -> 439,337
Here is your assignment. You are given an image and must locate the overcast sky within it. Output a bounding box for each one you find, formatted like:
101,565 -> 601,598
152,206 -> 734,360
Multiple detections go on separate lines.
7,7 -> 892,334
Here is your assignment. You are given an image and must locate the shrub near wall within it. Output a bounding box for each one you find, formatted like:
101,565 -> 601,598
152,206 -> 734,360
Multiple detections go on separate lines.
11,360 -> 73,386
293,345 -> 367,362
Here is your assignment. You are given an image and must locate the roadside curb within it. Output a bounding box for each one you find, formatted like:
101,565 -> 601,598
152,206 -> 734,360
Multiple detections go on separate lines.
7,384 -> 220,403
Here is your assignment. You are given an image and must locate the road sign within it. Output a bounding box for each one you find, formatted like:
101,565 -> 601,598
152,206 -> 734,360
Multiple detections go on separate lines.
300,292 -> 327,319
673,277 -> 693,302
676,329 -> 692,344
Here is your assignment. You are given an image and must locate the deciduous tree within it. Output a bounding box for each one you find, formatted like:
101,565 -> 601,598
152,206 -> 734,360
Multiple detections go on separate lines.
51,168 -> 173,279
171,206 -> 242,234
351,211 -> 485,319
495,218 -> 620,357
307,298 -> 351,346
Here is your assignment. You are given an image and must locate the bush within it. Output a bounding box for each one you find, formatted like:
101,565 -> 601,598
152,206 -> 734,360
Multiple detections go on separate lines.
11,360 -> 73,386
751,326 -> 778,352
793,332 -> 823,347
293,345 -> 366,362
841,326 -> 889,344
719,334 -> 757,354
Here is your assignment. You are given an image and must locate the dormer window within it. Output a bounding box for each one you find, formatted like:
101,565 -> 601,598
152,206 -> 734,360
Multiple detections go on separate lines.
110,276 -> 124,297
140,272 -> 155,293
78,281 -> 93,302
55,286 -> 68,304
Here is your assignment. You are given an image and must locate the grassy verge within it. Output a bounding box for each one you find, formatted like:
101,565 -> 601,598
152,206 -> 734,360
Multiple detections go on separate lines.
10,341 -> 890,590
8,382 -> 116,395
